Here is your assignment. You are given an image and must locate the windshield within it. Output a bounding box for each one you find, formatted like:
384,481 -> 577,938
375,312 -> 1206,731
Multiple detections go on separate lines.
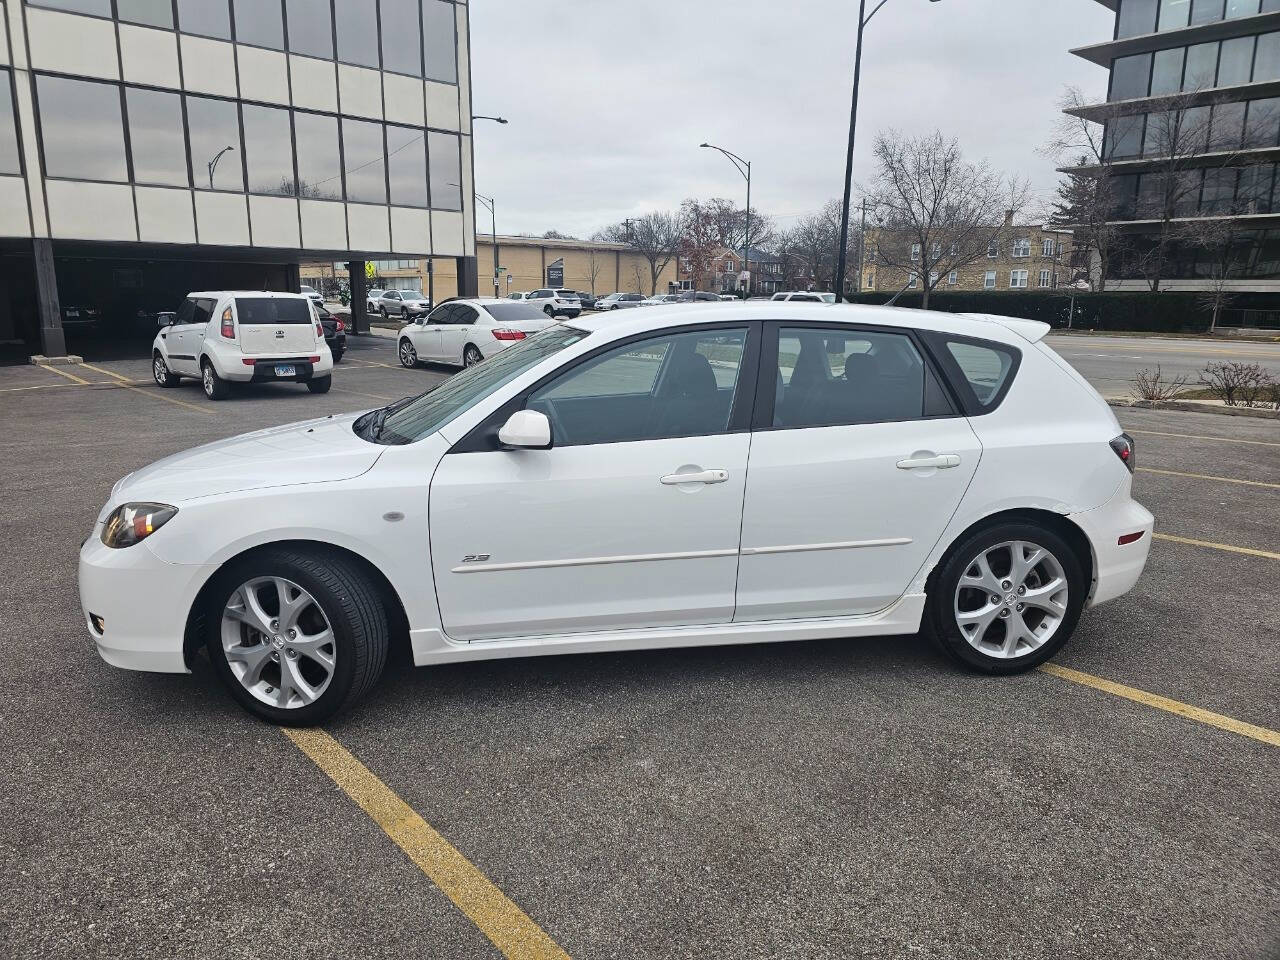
401,290 -> 425,300
362,325 -> 587,445
484,302 -> 551,323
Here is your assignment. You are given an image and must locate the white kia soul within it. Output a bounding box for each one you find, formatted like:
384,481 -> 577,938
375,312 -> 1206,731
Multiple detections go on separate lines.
85,304 -> 1153,724
151,291 -> 333,400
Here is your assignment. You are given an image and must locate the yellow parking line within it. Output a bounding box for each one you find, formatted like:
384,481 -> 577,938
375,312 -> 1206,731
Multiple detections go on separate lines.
283,727 -> 570,960
1129,429 -> 1280,449
1138,467 -> 1280,490
1038,664 -> 1280,748
37,363 -> 90,385
77,361 -> 132,383
1152,532 -> 1280,561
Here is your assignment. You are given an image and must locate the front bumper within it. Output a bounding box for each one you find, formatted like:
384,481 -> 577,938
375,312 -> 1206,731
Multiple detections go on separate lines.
78,530 -> 216,674
1069,484 -> 1155,608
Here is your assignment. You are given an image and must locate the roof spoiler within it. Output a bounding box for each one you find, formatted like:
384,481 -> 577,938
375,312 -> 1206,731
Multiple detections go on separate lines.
963,313 -> 1051,344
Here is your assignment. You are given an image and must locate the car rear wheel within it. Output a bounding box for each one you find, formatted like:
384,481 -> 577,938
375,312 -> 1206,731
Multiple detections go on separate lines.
927,522 -> 1085,674
332,348 -> 344,363
398,338 -> 417,368
463,344 -> 483,367
380,306 -> 389,319
153,353 -> 179,387
307,374 -> 332,394
201,360 -> 229,400
206,548 -> 388,724
544,305 -> 555,316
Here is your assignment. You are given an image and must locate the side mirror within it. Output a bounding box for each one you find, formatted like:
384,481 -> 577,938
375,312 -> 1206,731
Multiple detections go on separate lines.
156,312 -> 176,327
498,409 -> 552,449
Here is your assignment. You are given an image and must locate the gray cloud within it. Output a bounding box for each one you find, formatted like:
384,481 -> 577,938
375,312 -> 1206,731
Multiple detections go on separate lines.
469,0 -> 1113,237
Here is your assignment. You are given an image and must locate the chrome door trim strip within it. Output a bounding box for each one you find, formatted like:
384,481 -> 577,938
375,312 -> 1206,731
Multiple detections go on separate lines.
740,537 -> 912,556
450,547 -> 740,574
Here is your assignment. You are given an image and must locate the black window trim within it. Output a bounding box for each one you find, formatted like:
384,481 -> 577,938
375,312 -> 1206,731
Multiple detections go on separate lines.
449,320 -> 763,455
918,329 -> 1023,416
752,319 -> 960,432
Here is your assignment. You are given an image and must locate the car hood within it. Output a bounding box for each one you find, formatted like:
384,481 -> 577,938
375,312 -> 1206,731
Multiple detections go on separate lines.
107,412 -> 382,512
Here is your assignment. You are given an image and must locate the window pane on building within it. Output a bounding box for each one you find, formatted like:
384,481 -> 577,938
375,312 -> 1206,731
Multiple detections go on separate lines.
342,118 -> 386,203
37,75 -> 127,182
286,0 -> 333,59
294,111 -> 343,200
1119,0 -> 1159,37
1159,0 -> 1192,28
1255,32 -> 1280,82
387,124 -> 427,207
26,0 -> 111,15
234,0 -> 284,48
381,0 -> 422,76
0,72 -> 20,176
177,0 -> 231,39
428,130 -> 461,209
1201,167 -> 1239,214
1218,35 -> 1255,86
336,0 -> 380,68
1239,163 -> 1275,213
1244,97 -> 1280,146
1210,100 -> 1247,149
1226,0 -> 1261,17
242,104 -> 294,196
118,0 -> 173,28
1191,0 -> 1226,23
422,0 -> 458,83
1183,42 -> 1219,88
1110,53 -> 1152,100
1105,114 -> 1145,159
1180,104 -> 1211,152
186,95 -> 243,191
1150,47 -> 1185,95
127,87 -> 188,186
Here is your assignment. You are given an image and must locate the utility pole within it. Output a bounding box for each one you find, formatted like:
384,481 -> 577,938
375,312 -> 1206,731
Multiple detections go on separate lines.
856,198 -> 869,295
623,218 -> 636,244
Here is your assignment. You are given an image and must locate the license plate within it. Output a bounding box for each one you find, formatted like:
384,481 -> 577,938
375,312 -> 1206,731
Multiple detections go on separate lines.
274,364 -> 296,377
66,310 -> 79,317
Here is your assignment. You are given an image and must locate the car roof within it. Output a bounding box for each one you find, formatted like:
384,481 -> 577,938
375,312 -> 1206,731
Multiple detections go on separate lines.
568,302 -> 1050,345
186,290 -> 311,299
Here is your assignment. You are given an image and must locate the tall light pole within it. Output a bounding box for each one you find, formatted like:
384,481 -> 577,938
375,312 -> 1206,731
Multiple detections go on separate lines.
207,145 -> 234,190
472,115 -> 508,125
473,191 -> 499,297
700,142 -> 752,298
834,0 -> 942,302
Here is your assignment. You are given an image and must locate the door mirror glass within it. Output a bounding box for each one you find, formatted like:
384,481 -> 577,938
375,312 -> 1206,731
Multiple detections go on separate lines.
498,409 -> 552,449
156,312 -> 177,327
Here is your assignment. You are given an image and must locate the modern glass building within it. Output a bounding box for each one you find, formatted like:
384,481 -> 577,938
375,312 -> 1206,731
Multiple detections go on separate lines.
1069,0 -> 1280,299
0,0 -> 476,359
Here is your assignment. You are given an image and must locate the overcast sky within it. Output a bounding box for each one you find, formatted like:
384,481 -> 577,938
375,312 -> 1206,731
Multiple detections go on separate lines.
467,0 -> 1115,239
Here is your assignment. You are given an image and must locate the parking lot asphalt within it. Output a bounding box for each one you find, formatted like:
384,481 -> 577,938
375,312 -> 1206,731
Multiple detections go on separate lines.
1,334 -> 1277,960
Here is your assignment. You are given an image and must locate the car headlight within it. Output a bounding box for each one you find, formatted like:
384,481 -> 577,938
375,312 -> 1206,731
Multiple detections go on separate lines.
101,502 -> 178,548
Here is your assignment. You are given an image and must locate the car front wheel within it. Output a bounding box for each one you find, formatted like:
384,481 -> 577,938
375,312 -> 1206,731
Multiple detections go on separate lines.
153,353 -> 179,387
206,548 -> 389,724
398,338 -> 417,368
927,522 -> 1085,674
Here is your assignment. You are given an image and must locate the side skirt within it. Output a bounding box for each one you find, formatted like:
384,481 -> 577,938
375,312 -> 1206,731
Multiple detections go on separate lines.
408,594 -> 927,667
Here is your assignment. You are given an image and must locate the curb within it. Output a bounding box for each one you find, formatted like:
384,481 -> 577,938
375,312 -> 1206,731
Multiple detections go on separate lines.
31,354 -> 84,366
1108,398 -> 1280,420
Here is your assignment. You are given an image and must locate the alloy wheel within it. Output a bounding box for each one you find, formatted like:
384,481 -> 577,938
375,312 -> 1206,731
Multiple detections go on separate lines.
153,357 -> 167,384
464,346 -> 481,367
399,340 -> 417,367
953,540 -> 1068,660
221,577 -> 336,710
202,366 -> 214,395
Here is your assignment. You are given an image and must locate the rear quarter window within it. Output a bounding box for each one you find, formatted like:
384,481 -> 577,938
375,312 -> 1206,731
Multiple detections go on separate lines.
925,332 -> 1021,413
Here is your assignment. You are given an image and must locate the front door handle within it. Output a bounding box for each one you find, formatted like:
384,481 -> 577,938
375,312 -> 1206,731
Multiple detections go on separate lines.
896,454 -> 961,470
661,469 -> 729,485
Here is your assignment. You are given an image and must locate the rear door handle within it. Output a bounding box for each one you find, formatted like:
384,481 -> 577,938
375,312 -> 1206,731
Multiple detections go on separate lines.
896,454 -> 961,470
661,469 -> 729,485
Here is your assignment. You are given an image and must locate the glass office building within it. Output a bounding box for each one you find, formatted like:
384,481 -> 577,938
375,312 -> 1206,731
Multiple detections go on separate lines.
0,0 -> 476,358
1068,0 -> 1280,296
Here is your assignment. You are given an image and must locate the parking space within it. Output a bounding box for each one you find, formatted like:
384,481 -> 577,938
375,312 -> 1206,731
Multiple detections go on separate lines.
0,347 -> 1276,959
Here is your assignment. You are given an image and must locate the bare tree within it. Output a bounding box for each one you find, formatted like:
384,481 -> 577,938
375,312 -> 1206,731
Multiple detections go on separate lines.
864,130 -> 1029,308
679,199 -> 723,292
630,262 -> 647,294
585,247 -> 604,297
629,211 -> 682,295
778,199 -> 851,292
1181,214 -> 1244,331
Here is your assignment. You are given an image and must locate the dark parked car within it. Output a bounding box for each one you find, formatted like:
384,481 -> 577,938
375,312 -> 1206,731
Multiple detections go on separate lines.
315,303 -> 346,362
60,304 -> 103,333
575,291 -> 598,310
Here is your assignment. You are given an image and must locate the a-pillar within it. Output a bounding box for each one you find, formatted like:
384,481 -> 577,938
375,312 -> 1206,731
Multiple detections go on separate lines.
457,255 -> 478,298
34,239 -> 66,358
347,261 -> 367,335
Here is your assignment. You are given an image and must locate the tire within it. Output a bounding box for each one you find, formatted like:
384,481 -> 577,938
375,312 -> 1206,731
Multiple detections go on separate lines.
204,547 -> 389,724
201,359 -> 230,400
463,344 -> 483,367
398,338 -> 418,368
332,348 -> 344,363
152,352 -> 180,388
544,305 -> 555,317
307,374 -> 332,394
380,306 -> 389,319
926,521 -> 1086,675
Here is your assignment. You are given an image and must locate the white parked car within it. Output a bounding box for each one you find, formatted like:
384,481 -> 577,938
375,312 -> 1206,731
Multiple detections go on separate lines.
397,298 -> 555,368
86,304 -> 1152,723
151,291 -> 333,400
299,285 -> 324,306
375,289 -> 432,319
525,289 -> 581,319
642,294 -> 683,306
595,292 -> 646,310
365,288 -> 385,313
772,291 -> 837,304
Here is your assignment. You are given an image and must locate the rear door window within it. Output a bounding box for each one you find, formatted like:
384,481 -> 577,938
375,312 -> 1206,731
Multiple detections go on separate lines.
235,297 -> 314,324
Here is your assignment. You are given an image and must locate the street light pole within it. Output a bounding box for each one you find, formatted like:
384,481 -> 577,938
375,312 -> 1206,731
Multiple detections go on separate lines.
700,143 -> 752,297
472,115 -> 508,125
834,0 -> 941,302
207,145 -> 234,190
474,192 -> 499,297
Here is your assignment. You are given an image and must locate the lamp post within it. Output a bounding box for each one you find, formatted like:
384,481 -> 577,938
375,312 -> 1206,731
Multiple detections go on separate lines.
207,145 -> 234,190
700,142 -> 752,298
834,0 -> 942,302
472,115 -> 508,125
473,191 -> 500,297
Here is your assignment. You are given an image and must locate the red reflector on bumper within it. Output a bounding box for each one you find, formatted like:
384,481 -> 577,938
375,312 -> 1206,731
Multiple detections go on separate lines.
1118,531 -> 1145,545
242,359 -> 256,366
308,355 -> 321,363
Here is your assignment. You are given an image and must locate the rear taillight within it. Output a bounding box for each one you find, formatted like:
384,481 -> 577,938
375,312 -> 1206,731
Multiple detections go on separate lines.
315,320 -> 323,337
336,319 -> 345,332
220,307 -> 235,340
308,355 -> 321,363
1110,433 -> 1135,473
491,328 -> 527,341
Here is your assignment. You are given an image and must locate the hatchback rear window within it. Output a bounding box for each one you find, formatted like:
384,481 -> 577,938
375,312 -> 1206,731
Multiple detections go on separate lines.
235,297 -> 313,324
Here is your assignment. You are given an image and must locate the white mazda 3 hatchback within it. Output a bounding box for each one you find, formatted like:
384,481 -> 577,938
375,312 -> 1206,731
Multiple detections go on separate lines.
81,305 -> 1153,724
